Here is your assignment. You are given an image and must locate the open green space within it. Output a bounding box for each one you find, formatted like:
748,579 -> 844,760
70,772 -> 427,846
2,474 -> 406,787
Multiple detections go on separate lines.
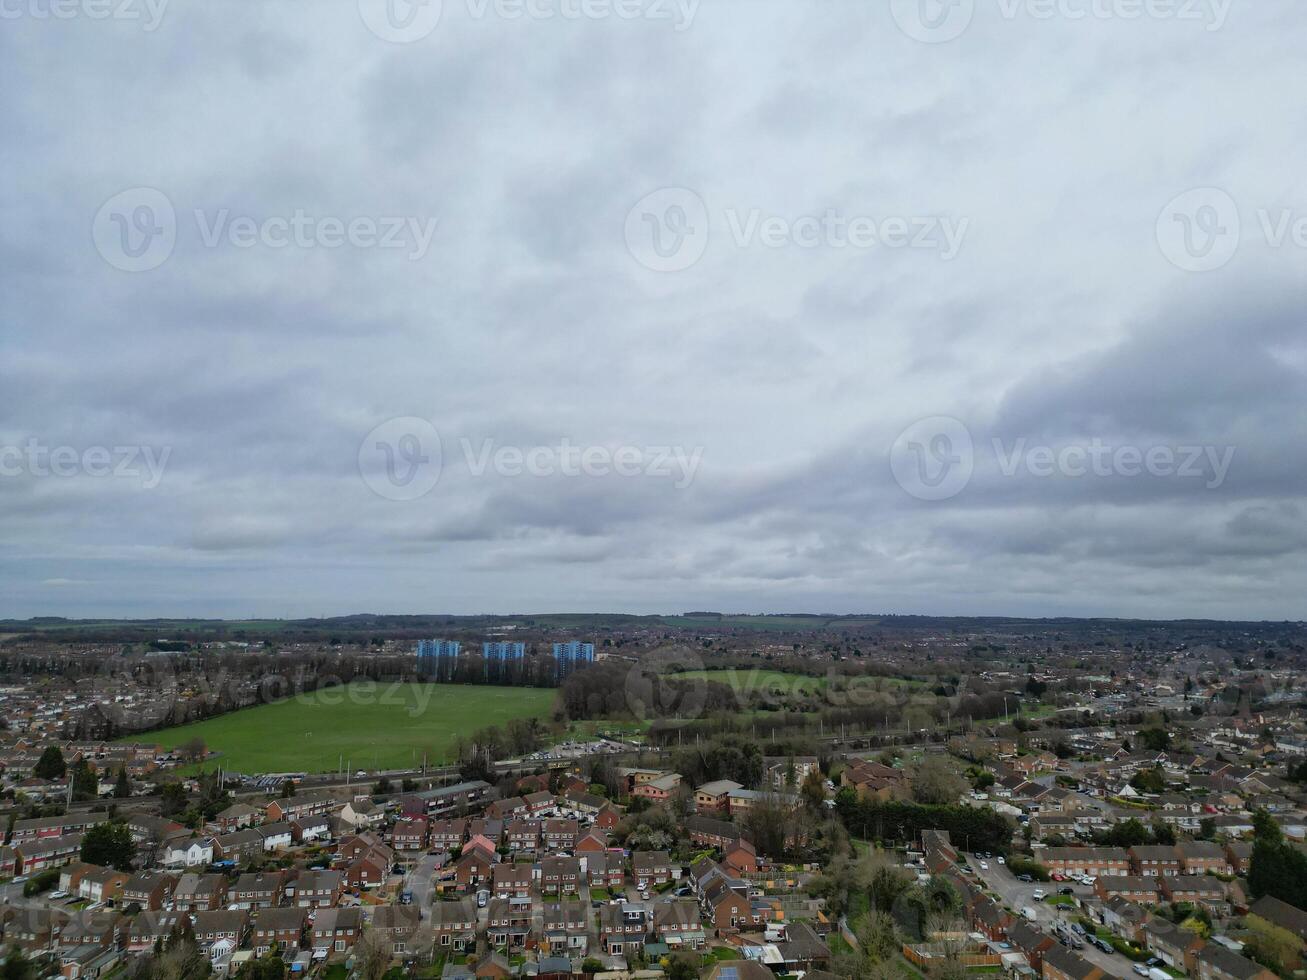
123,682 -> 556,774
668,667 -> 928,699
667,667 -> 829,695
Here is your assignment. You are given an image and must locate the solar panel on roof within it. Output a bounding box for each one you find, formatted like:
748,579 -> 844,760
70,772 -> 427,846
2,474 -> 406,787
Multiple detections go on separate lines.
719,970 -> 738,980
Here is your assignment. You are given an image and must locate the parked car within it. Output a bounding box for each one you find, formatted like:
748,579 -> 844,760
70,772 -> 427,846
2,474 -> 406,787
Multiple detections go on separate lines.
996,856 -> 1005,864
980,861 -> 989,870
1017,874 -> 1033,883
1032,889 -> 1046,901
1020,907 -> 1038,922
1133,966 -> 1150,977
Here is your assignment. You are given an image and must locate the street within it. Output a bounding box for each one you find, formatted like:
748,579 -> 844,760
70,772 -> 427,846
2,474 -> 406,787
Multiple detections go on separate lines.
969,856 -> 1132,980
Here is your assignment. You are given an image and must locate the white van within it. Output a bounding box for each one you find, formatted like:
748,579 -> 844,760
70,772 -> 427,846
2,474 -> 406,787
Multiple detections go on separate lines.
1021,907 -> 1038,921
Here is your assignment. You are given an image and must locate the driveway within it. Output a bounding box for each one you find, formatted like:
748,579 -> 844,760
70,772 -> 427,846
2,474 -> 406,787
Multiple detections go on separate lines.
969,855 -> 1132,980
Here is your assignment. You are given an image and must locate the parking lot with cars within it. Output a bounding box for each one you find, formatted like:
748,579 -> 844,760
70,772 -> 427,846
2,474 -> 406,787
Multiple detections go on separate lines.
968,853 -> 1133,980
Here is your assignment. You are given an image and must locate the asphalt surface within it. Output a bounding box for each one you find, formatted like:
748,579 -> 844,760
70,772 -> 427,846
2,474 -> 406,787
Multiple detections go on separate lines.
969,855 -> 1134,980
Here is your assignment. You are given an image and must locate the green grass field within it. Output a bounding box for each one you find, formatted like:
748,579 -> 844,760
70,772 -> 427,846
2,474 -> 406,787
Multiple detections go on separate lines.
667,667 -> 828,695
126,682 -> 556,774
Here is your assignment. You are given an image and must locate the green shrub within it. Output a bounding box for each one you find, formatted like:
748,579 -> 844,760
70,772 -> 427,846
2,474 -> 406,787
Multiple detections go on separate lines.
1007,857 -> 1051,882
23,869 -> 60,896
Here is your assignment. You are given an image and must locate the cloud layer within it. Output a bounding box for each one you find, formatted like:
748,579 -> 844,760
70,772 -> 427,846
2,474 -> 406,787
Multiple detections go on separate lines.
1,0 -> 1305,619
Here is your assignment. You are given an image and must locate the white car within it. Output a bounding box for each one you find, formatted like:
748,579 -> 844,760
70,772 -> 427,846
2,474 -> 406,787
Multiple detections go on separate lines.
980,861 -> 989,870
996,856 -> 1005,865
1032,889 -> 1046,900
1081,875 -> 1097,885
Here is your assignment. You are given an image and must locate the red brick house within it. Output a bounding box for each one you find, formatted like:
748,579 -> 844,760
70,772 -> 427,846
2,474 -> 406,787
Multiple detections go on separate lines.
310,907 -> 362,954
252,907 -> 306,955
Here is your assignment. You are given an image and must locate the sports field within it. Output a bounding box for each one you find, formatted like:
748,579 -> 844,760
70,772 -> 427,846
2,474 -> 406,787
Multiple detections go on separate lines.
126,682 -> 556,774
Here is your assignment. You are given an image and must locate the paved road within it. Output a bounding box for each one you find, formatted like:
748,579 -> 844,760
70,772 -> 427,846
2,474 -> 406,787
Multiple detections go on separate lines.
968,856 -> 1132,980
405,852 -> 442,918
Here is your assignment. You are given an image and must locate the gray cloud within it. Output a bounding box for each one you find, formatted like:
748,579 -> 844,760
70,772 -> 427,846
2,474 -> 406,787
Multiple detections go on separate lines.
1,0 -> 1305,619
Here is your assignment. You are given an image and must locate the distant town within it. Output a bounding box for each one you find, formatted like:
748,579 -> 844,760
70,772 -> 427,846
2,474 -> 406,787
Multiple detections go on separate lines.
2,614 -> 1307,980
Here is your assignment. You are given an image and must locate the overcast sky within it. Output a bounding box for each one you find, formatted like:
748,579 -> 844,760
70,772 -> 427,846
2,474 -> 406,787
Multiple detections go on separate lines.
2,0 -> 1305,621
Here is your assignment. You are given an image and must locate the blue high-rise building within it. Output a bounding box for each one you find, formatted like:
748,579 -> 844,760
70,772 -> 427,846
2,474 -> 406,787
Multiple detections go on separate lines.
552,640 -> 595,678
417,639 -> 461,679
482,641 -> 526,661
482,641 -> 526,680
